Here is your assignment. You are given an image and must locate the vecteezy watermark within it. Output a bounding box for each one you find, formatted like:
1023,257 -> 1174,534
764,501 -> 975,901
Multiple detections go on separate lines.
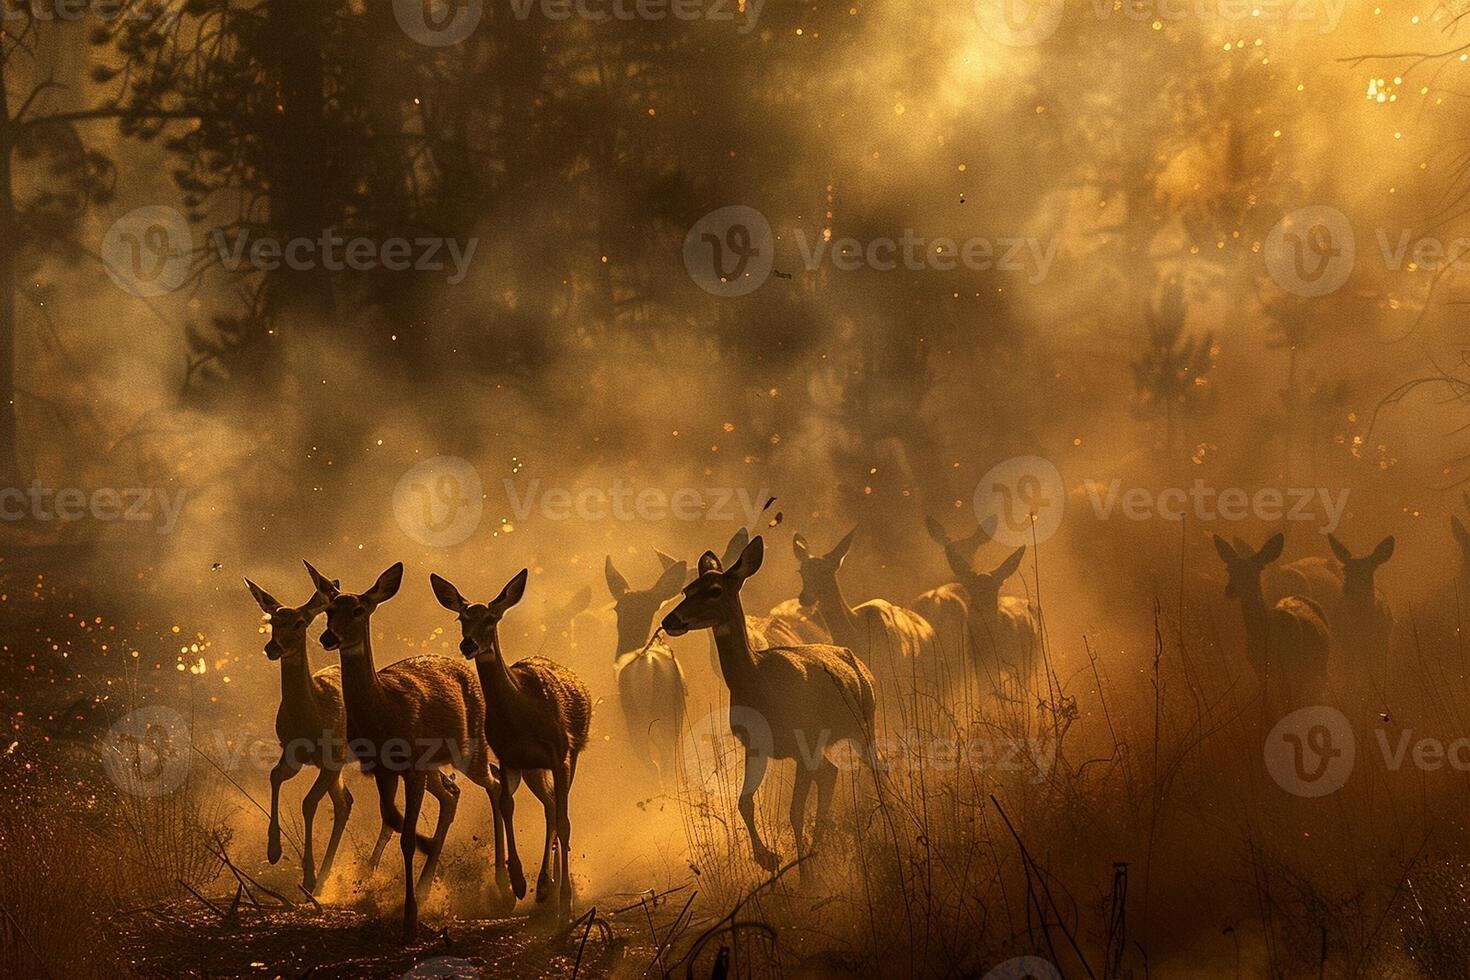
973,0 -> 1340,47
504,479 -> 772,524
1264,705 -> 1355,797
1264,205 -> 1355,297
393,456 -> 484,548
975,456 -> 1065,548
102,706 -> 192,798
789,228 -> 1057,284
973,0 -> 1065,46
683,206 -> 1056,296
684,206 -> 775,297
0,483 -> 188,534
101,211 -> 479,298
981,957 -> 1063,980
1084,480 -> 1349,534
3,0 -> 183,29
393,0 -> 759,43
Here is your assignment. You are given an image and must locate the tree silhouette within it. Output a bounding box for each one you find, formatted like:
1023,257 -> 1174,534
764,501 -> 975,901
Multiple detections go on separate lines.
1131,281 -> 1215,456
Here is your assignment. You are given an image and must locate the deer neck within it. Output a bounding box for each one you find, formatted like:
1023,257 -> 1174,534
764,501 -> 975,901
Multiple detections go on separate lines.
813,574 -> 862,649
1234,583 -> 1271,666
473,629 -> 522,707
712,594 -> 760,689
279,649 -> 318,718
336,633 -> 389,718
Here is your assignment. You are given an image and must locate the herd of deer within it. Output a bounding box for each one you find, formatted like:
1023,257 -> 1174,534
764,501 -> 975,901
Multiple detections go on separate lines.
239,502 -> 1453,940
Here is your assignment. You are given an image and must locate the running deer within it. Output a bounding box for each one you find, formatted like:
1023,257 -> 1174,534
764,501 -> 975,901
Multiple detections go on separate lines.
432,570 -> 592,917
304,561 -> 510,939
935,541 -> 1040,693
1213,534 -> 1330,704
247,576 -> 395,895
661,536 -> 876,873
791,528 -> 937,700
605,552 -> 688,781
703,528 -> 827,674
913,516 -> 991,676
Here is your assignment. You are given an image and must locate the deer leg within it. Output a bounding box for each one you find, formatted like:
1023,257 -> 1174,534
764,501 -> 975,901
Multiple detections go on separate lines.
399,771 -> 427,941
812,756 -> 839,851
738,751 -> 778,872
300,766 -> 332,893
267,754 -> 301,865
789,761 -> 813,864
524,769 -> 557,902
499,769 -> 527,900
315,772 -> 352,894
417,771 -> 459,891
366,822 -> 394,877
553,760 -> 574,916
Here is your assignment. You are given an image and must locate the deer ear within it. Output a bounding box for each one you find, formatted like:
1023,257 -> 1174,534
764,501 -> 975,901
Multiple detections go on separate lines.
651,559 -> 688,599
793,533 -> 810,562
1454,516 -> 1470,549
604,557 -> 629,599
698,550 -> 722,575
944,547 -> 973,581
364,563 -> 404,608
992,546 -> 1025,582
729,535 -> 765,582
1371,535 -> 1395,565
721,528 -> 749,570
653,549 -> 680,573
302,588 -> 331,621
303,561 -> 339,599
957,522 -> 992,555
1213,534 -> 1237,564
1256,533 -> 1285,566
430,573 -> 469,613
1328,534 -> 1352,564
244,578 -> 281,614
828,526 -> 858,564
493,569 -> 529,610
563,585 -> 592,617
1230,536 -> 1252,559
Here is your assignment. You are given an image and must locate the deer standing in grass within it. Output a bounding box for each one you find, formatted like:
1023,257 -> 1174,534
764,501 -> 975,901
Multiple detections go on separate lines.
304,561 -> 512,939
432,569 -> 592,916
1213,534 -> 1330,706
662,536 -> 875,873
791,528 -> 937,705
913,516 -> 991,683
1324,534 -> 1394,693
605,552 -> 688,782
935,542 -> 1040,694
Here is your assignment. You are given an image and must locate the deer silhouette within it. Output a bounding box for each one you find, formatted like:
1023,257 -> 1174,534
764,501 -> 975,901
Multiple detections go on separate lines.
432,569 -> 592,917
662,536 -> 875,873
605,552 -> 688,782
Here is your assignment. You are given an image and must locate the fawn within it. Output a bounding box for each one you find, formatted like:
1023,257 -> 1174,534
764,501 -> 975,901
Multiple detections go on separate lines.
432,569 -> 593,917
304,561 -> 511,939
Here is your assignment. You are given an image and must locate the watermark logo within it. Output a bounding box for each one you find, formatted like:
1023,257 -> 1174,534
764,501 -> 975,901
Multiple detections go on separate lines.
1264,705 -> 1354,797
0,483 -> 188,535
101,706 -> 191,798
791,228 -> 1057,283
1264,205 -> 1354,297
684,206 -> 774,297
503,480 -> 771,524
394,0 -> 483,45
982,955 -> 1062,980
102,206 -> 192,298
975,455 -> 1065,547
1083,480 -> 1348,534
393,456 -> 483,548
974,0 -> 1064,46
680,704 -> 774,793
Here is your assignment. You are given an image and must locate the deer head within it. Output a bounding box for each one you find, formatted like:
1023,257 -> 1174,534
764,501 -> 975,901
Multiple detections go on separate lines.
431,569 -> 528,661
792,527 -> 856,607
1213,533 -> 1284,600
662,536 -> 765,637
605,554 -> 687,653
245,578 -> 331,661
944,543 -> 1026,611
1328,534 -> 1394,597
304,561 -> 403,654
924,515 -> 991,570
